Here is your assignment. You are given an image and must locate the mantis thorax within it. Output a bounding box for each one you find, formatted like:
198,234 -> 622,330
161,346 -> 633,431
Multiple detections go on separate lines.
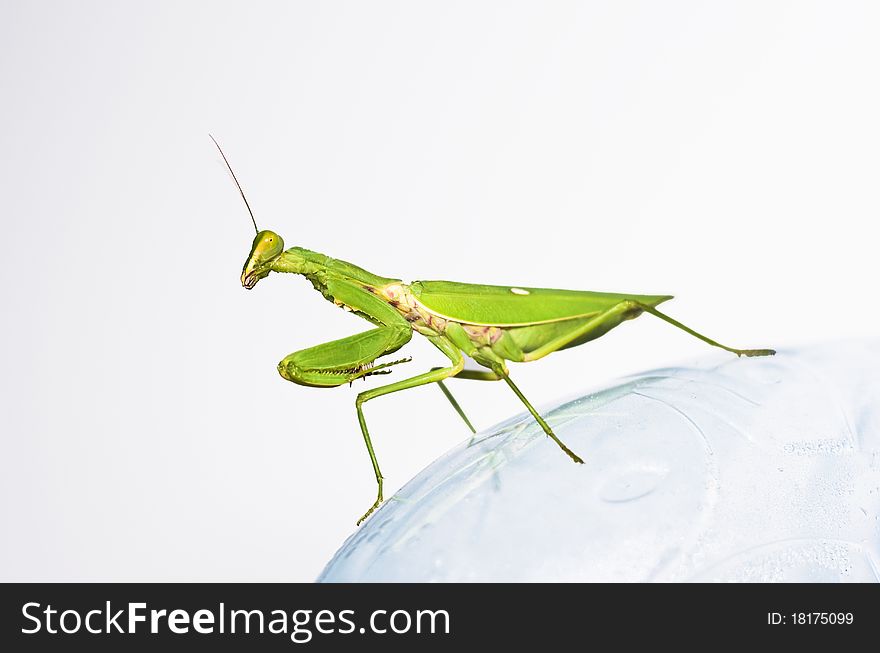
379,282 -> 451,337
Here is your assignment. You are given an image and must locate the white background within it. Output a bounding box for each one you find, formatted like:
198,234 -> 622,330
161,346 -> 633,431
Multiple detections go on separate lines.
1,1 -> 878,581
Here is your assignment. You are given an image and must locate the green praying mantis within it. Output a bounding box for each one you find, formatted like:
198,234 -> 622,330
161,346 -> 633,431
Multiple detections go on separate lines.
212,136 -> 775,525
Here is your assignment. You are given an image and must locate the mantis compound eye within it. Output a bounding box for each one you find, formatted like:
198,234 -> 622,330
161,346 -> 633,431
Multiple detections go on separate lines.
253,230 -> 284,261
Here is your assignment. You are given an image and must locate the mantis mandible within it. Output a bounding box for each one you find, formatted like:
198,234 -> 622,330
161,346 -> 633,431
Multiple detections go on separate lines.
212,136 -> 775,525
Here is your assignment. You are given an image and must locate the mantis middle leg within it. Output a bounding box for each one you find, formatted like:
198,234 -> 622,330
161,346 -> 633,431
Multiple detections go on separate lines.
276,325 -> 414,526
354,336 -> 466,524
433,369 -> 501,434
436,364 -> 584,464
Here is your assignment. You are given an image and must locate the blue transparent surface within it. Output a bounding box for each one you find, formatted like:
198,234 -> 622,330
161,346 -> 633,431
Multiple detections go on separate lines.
319,340 -> 880,582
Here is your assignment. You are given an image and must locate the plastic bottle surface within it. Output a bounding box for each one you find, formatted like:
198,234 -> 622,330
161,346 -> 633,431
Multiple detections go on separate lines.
319,340 -> 880,582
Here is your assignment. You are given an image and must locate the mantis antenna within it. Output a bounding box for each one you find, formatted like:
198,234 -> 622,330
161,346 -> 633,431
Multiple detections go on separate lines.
210,134 -> 259,234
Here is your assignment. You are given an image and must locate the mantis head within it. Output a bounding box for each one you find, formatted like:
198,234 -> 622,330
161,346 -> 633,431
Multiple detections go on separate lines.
241,230 -> 284,289
209,135 -> 287,290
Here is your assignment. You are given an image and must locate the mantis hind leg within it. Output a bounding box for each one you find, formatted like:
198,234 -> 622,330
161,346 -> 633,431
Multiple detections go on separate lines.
431,345 -> 582,461
633,303 -> 776,357
522,301 -> 775,362
354,336 -> 466,525
495,368 -> 584,464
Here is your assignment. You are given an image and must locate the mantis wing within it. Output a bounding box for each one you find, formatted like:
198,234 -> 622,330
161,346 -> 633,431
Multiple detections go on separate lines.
409,280 -> 672,326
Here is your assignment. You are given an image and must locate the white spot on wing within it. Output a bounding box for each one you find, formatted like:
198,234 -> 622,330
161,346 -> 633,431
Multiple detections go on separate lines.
510,287 -> 530,295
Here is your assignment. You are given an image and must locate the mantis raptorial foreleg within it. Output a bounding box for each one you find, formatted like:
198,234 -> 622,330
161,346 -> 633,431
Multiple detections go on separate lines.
277,326 -> 412,386
276,325 -> 416,524
354,336 -> 466,524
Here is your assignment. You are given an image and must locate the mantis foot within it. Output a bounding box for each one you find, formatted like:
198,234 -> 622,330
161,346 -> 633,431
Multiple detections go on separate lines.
558,443 -> 584,465
737,348 -> 776,357
357,493 -> 383,526
541,425 -> 584,464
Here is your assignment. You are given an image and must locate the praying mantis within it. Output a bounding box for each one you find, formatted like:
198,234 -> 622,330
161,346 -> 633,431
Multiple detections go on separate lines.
212,137 -> 775,525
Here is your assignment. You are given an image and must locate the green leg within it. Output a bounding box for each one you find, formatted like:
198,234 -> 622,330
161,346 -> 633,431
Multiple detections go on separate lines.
496,369 -> 584,464
355,337 -> 465,524
434,377 -> 476,433
523,303 -> 637,361
276,325 -> 417,525
524,301 -> 775,362
432,368 -> 501,434
278,326 -> 412,387
433,351 -> 582,463
634,303 -> 776,357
